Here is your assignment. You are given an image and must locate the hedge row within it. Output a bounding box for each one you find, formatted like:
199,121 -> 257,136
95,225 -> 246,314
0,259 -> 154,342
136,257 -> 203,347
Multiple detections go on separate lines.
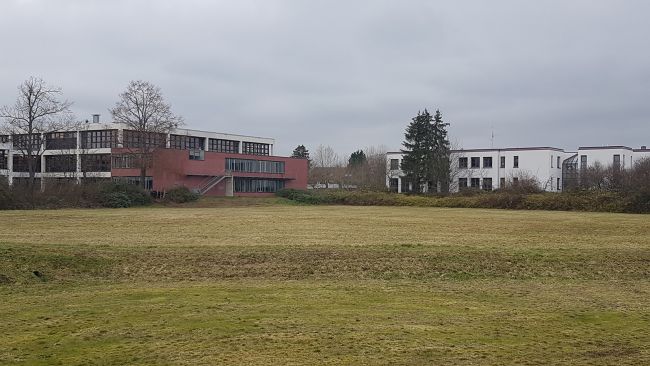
277,189 -> 650,213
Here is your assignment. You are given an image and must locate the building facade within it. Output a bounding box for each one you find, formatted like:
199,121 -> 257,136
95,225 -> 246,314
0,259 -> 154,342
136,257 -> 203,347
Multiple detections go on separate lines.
387,145 -> 650,193
0,121 -> 308,196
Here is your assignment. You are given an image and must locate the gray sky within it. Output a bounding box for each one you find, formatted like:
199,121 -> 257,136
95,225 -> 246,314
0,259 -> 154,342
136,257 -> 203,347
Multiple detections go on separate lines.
1,0 -> 649,156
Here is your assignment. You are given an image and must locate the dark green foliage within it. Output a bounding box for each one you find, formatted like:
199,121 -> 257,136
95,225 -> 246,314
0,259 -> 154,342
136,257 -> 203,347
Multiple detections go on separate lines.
165,186 -> 200,203
98,181 -> 152,207
278,189 -> 649,213
291,145 -> 310,159
348,150 -> 367,167
401,109 -> 451,193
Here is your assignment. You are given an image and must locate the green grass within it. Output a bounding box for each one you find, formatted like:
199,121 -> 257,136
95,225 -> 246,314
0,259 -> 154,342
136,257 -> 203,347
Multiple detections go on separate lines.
1,205 -> 649,365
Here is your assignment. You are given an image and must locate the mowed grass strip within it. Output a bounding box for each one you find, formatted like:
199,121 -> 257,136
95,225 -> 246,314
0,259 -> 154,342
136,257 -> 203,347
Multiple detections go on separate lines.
1,205 -> 649,365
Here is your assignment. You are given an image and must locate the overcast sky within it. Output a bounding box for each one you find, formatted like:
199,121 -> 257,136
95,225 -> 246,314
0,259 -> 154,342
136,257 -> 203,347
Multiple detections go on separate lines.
1,0 -> 649,156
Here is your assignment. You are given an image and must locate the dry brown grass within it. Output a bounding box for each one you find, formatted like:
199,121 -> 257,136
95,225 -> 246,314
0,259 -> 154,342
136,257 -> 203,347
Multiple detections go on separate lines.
1,206 -> 649,365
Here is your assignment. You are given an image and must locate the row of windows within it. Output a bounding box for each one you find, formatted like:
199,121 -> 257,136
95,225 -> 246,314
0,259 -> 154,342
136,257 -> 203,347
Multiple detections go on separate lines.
226,158 -> 285,174
1,131 -> 272,156
170,134 -> 205,150
111,154 -> 152,169
242,142 -> 270,155
209,138 -> 239,153
45,132 -> 77,150
113,176 -> 153,190
459,156 -> 519,169
82,130 -> 118,149
234,178 -> 285,193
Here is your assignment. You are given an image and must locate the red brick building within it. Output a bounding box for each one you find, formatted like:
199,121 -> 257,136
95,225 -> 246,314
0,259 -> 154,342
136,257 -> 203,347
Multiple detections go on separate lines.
0,121 -> 308,196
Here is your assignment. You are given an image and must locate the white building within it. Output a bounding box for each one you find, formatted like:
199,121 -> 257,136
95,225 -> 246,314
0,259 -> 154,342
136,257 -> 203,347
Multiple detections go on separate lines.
387,145 -> 650,193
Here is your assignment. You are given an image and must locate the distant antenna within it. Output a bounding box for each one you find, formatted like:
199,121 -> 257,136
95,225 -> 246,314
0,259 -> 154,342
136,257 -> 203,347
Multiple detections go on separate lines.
490,125 -> 494,148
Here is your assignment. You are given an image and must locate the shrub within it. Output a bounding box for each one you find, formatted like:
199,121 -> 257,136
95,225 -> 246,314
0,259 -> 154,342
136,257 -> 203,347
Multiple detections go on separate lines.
165,186 -> 200,203
98,181 -> 152,208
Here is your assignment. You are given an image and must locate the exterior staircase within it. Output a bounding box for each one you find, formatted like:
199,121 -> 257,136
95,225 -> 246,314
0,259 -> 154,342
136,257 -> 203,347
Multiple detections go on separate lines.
196,174 -> 232,195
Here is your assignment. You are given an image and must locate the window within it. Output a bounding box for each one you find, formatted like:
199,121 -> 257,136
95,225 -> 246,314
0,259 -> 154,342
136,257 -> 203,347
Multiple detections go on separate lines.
389,178 -> 399,192
46,132 -> 77,150
45,155 -> 77,172
557,156 -> 561,169
12,155 -> 41,172
459,157 -> 468,169
513,177 -> 519,185
81,154 -> 111,172
226,158 -> 285,174
234,178 -> 285,193
170,135 -> 204,150
482,178 -> 492,191
551,155 -> 554,168
242,142 -> 270,156
500,156 -> 505,168
81,130 -> 117,149
390,159 -> 400,170
123,130 -> 166,149
113,176 -> 153,190
483,157 -> 493,168
209,139 -> 239,153
111,154 -> 151,169
189,149 -> 205,161
580,155 -> 587,170
458,178 -> 468,189
557,178 -> 561,191
500,177 -> 506,188
613,154 -> 621,169
513,156 -> 519,168
470,178 -> 480,188
470,157 -> 480,168
0,135 -> 9,143
12,134 -> 42,151
0,150 -> 7,170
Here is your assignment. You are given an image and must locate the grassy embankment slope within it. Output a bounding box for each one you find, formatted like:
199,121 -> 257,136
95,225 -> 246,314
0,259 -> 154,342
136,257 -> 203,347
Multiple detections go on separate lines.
1,202 -> 649,365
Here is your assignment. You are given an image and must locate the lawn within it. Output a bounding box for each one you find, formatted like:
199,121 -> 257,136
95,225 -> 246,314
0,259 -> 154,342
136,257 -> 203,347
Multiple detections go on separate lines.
1,204 -> 649,365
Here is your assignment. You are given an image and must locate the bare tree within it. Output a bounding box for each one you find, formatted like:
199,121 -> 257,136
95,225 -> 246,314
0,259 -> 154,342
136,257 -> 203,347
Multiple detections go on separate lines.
309,145 -> 342,188
110,80 -> 183,189
0,77 -> 75,190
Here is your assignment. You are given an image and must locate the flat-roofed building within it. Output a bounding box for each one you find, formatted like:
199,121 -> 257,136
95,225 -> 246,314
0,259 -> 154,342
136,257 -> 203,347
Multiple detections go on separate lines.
0,121 -> 308,196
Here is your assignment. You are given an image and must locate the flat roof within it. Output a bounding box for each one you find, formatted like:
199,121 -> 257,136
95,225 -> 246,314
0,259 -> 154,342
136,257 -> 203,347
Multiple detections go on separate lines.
578,145 -> 633,151
388,146 -> 565,154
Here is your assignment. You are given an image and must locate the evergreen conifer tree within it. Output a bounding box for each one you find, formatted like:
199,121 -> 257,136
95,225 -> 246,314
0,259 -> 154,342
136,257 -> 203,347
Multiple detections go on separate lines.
401,110 -> 434,193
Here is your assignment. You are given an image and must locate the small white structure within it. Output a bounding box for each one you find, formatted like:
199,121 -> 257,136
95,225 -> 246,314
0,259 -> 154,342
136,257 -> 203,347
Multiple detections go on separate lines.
387,145 -> 650,193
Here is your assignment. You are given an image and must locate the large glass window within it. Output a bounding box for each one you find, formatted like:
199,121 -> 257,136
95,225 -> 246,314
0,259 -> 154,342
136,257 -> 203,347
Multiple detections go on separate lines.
458,177 -> 468,189
113,176 -> 153,190
470,178 -> 480,188
45,132 -> 77,150
0,150 -> 7,170
580,155 -> 587,170
226,158 -> 285,174
111,154 -> 151,169
209,139 -> 239,153
483,157 -> 493,168
458,157 -> 468,169
500,156 -> 506,168
482,178 -> 492,191
470,157 -> 480,168
242,142 -> 270,156
12,134 -> 42,151
123,130 -> 166,149
170,135 -> 204,150
234,178 -> 284,193
513,156 -> 519,168
45,155 -> 77,172
390,159 -> 400,170
81,154 -> 111,172
12,155 -> 41,172
81,130 -> 117,149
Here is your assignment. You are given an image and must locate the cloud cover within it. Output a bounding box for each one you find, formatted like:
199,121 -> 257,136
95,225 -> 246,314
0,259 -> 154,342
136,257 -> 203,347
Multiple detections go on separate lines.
1,0 -> 649,155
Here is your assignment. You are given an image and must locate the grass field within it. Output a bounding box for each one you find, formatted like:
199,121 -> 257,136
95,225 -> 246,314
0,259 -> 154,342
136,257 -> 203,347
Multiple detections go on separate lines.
1,202 -> 649,365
